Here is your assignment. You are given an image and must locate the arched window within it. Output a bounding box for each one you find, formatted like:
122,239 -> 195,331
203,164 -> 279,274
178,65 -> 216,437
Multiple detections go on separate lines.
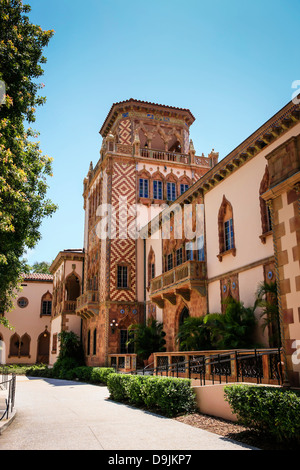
93,329 -> 97,355
139,178 -> 149,198
179,307 -> 189,326
9,333 -> 30,357
152,169 -> 165,201
179,174 -> 192,196
148,247 -> 155,286
138,168 -> 151,200
217,196 -> 236,261
166,172 -> 178,202
259,166 -> 272,243
9,333 -> 20,357
87,329 -> 91,356
41,291 -> 52,316
20,333 -> 30,356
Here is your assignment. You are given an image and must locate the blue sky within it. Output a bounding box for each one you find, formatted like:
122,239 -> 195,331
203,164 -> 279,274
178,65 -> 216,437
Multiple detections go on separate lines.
24,0 -> 300,265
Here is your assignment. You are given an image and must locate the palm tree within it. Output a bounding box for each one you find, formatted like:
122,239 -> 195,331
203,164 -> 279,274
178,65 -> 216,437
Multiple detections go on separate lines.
203,297 -> 257,349
176,316 -> 212,351
256,281 -> 281,347
128,318 -> 166,361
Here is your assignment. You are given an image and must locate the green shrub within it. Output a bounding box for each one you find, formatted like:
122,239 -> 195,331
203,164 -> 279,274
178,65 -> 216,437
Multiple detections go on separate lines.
224,384 -> 300,443
125,375 -> 148,406
107,374 -> 196,417
25,365 -> 53,377
90,367 -> 115,385
107,373 -> 132,402
141,376 -> 196,417
71,366 -> 93,383
51,357 -> 79,379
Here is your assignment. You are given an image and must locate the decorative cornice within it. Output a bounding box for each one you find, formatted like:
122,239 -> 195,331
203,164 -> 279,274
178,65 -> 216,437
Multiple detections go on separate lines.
99,98 -> 196,137
139,98 -> 300,235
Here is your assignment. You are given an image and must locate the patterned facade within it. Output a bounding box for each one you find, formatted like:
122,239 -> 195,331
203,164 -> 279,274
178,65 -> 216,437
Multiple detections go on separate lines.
49,98 -> 300,387
73,99 -> 216,367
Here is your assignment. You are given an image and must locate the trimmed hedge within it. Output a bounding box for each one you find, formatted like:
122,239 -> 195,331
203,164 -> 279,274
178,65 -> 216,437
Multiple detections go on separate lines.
224,384 -> 300,444
107,373 -> 196,417
25,364 -> 115,385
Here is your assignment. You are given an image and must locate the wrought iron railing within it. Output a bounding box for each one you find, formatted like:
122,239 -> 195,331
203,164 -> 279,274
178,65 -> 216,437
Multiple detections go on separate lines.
0,367 -> 16,421
129,348 -> 283,386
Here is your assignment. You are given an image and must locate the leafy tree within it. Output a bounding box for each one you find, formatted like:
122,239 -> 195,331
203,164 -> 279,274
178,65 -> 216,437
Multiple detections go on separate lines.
0,1 -> 57,321
31,261 -> 51,274
128,318 -> 166,361
256,281 -> 281,347
52,331 -> 85,378
203,297 -> 257,349
176,316 -> 212,351
57,331 -> 84,363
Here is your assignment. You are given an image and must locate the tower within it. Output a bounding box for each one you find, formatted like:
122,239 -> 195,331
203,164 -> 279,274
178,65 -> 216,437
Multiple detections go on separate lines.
75,99 -> 217,366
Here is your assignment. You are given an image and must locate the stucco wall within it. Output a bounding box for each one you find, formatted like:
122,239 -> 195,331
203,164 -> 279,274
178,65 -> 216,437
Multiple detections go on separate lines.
0,281 -> 52,365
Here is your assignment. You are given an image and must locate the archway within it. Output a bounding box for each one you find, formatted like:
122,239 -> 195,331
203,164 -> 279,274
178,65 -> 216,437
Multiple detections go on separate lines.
65,273 -> 80,301
37,329 -> 50,364
179,306 -> 190,326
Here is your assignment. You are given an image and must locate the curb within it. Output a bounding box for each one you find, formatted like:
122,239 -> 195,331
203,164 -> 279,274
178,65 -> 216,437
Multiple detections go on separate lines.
0,409 -> 17,435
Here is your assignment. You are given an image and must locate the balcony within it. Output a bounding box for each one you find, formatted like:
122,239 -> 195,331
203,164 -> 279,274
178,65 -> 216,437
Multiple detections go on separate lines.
150,260 -> 206,307
75,290 -> 99,319
140,148 -> 191,164
64,300 -> 77,312
139,148 -> 211,168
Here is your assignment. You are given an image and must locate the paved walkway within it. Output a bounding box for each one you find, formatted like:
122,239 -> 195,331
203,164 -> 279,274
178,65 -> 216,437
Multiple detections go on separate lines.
0,376 -> 258,451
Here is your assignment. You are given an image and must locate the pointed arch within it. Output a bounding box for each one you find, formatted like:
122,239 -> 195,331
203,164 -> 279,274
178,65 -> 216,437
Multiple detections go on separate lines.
259,165 -> 272,238
65,272 -> 80,301
148,246 -> 156,287
41,290 -> 52,316
20,333 -> 30,356
37,329 -> 50,364
166,171 -> 178,201
217,195 -> 236,261
9,333 -> 20,357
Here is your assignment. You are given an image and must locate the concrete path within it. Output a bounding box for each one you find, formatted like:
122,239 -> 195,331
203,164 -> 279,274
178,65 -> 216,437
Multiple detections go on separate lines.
0,376 -> 258,451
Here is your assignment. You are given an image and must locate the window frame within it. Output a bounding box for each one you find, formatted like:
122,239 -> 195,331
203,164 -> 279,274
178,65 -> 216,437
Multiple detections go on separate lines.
167,253 -> 173,271
153,179 -> 163,200
167,182 -> 176,201
224,218 -> 234,251
180,183 -> 189,195
176,247 -> 183,266
139,178 -> 149,198
117,264 -> 129,289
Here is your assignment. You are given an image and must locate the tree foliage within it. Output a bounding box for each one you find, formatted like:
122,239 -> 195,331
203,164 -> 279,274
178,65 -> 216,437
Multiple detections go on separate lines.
256,281 -> 280,347
176,316 -> 212,351
128,318 -> 166,361
30,260 -> 51,274
177,297 -> 258,351
0,0 -> 57,318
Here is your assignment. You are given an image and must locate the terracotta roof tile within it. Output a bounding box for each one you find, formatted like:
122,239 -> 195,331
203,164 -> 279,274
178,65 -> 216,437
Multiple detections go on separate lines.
22,273 -> 53,282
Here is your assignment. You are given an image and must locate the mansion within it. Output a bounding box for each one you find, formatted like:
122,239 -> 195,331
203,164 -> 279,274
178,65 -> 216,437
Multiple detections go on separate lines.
2,98 -> 300,387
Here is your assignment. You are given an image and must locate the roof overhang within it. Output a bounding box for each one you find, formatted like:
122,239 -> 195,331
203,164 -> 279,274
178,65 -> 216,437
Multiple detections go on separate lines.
99,98 -> 196,137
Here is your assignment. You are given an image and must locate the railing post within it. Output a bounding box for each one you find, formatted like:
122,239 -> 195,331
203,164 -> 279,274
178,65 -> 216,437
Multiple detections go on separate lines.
235,351 -> 239,383
262,352 -> 270,383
